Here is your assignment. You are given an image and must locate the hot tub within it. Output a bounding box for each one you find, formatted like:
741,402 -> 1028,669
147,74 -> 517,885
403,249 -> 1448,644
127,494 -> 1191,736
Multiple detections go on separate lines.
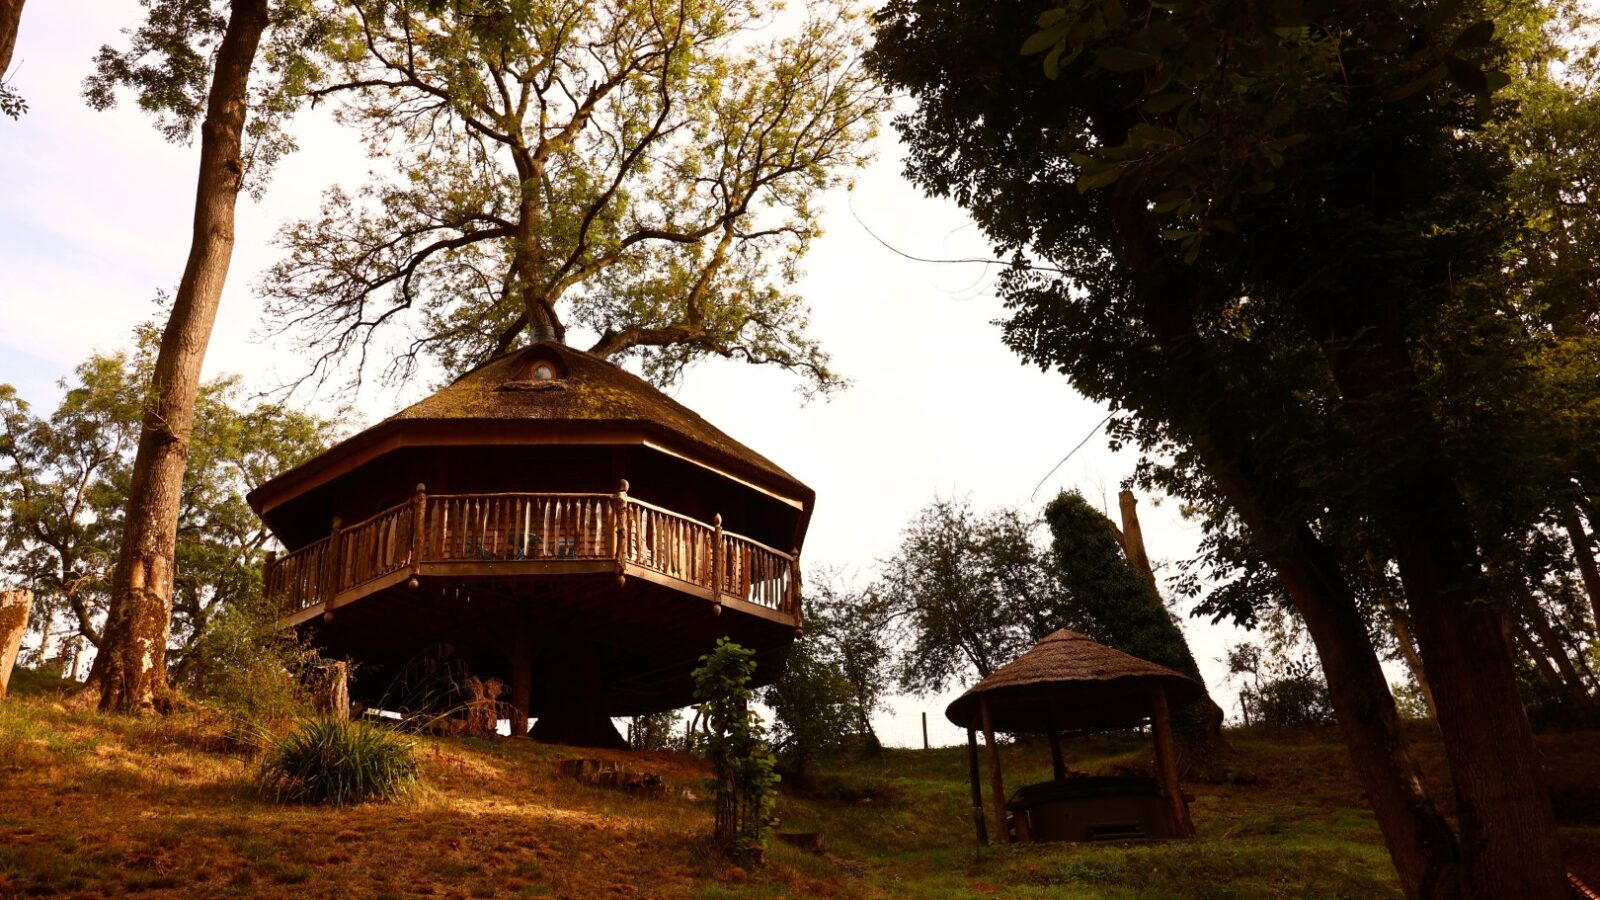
1006,776 -> 1179,843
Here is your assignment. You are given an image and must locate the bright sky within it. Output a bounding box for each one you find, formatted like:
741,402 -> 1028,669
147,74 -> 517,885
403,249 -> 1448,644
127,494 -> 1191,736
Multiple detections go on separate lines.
0,0 -> 1259,747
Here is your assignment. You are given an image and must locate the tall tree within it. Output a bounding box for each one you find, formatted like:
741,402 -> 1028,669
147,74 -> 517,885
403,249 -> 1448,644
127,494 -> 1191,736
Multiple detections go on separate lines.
877,498 -> 1069,693
870,0 -> 1588,895
0,338 -> 342,681
263,0 -> 883,393
1042,490 -> 1225,745
0,355 -> 143,665
83,0 -> 322,712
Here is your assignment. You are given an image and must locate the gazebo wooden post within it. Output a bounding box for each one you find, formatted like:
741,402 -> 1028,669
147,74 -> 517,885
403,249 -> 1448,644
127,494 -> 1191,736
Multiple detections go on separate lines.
965,727 -> 989,845
1150,686 -> 1194,837
980,697 -> 1010,843
1049,731 -> 1067,782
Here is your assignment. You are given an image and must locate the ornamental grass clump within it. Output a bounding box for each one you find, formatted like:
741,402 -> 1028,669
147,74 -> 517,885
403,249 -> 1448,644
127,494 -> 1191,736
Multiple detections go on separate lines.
258,719 -> 419,806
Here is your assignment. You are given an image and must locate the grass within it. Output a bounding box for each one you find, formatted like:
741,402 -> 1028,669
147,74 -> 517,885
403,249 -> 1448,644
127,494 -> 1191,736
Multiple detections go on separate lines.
1,671 -> 1597,897
258,718 -> 420,805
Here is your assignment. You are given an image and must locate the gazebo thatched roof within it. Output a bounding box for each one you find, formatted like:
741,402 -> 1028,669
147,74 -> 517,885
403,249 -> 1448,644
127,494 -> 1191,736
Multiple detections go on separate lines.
945,629 -> 1203,735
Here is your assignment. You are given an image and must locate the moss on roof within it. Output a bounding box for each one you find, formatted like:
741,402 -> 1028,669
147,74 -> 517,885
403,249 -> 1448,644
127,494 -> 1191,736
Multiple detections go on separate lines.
379,342 -> 802,489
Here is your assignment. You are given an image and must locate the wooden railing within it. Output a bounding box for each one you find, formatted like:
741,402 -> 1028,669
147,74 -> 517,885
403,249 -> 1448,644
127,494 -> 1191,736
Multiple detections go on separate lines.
265,485 -> 799,622
337,502 -> 416,590
720,532 -> 794,612
423,492 -> 613,562
623,499 -> 714,588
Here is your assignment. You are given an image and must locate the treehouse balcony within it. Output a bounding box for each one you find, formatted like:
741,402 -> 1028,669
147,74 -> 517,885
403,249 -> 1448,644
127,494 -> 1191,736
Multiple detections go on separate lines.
264,486 -> 800,630
246,340 -> 815,745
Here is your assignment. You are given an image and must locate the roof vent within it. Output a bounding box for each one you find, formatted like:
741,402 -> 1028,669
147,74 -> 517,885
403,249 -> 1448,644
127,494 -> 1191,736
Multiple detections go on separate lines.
530,323 -> 559,344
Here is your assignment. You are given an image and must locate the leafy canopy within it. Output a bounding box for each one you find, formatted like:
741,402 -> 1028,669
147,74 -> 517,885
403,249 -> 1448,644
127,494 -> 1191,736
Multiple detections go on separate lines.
263,0 -> 884,395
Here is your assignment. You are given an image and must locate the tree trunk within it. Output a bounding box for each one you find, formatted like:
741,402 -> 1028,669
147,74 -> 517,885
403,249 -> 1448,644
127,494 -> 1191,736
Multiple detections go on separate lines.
1235,503 -> 1464,899
1117,488 -> 1228,748
1375,587 -> 1439,721
311,661 -> 351,721
1,589 -> 33,699
1514,586 -> 1595,710
0,0 -> 23,77
97,0 -> 269,714
1560,504 -> 1600,634
1315,321 -> 1565,898
1113,199 -> 1463,899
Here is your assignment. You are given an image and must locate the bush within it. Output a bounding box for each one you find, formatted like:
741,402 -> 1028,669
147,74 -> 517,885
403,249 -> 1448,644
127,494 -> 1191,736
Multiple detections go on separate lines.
257,719 -> 419,806
693,638 -> 779,865
180,593 -> 319,748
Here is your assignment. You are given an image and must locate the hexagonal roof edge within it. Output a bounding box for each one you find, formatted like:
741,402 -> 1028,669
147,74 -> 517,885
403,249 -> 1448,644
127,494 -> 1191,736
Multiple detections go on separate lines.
247,341 -> 813,516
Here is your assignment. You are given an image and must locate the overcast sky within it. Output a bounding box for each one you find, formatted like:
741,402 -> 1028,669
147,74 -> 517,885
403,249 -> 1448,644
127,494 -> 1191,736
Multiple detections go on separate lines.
0,1 -> 1265,746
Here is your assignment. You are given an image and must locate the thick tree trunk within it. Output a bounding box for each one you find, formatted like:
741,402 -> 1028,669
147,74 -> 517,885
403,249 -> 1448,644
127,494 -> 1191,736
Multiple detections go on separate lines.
1,589 -> 33,699
1315,322 -> 1565,898
1560,504 -> 1600,634
97,0 -> 268,714
0,0 -> 23,77
1112,199 -> 1463,899
1221,485 -> 1464,899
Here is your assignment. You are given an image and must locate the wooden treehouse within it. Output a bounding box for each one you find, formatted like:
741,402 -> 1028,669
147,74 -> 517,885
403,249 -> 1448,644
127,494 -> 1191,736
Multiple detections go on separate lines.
247,340 -> 812,747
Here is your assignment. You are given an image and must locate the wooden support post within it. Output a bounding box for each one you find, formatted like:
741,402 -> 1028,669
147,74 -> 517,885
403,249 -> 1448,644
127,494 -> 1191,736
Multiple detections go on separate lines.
410,483 -> 427,575
980,698 -> 1009,843
711,514 -> 724,610
613,480 -> 629,585
510,625 -> 533,738
966,727 -> 989,846
1,589 -> 34,700
324,517 -> 343,619
1150,687 -> 1194,837
1049,732 -> 1066,781
312,660 -> 350,720
922,712 -> 930,750
791,546 -> 803,629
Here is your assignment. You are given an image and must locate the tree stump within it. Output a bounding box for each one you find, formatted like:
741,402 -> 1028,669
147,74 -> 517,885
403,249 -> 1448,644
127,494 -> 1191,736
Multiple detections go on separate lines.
0,589 -> 34,700
311,661 -> 350,720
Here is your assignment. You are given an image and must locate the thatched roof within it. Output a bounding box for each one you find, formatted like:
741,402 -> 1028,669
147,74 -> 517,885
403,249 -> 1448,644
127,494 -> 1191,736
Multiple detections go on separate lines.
385,341 -> 803,488
248,341 -> 812,515
944,629 -> 1203,735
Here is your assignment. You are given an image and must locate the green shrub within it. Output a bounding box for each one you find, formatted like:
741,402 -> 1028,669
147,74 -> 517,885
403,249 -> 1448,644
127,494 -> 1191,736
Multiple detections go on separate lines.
693,638 -> 779,865
180,592 -> 318,749
257,719 -> 419,806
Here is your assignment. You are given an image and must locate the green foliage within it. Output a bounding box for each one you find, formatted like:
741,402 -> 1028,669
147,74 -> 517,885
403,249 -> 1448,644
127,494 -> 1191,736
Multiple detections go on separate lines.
764,573 -> 891,775
257,718 -> 419,806
262,0 -> 884,395
692,638 -> 778,864
1043,491 -> 1204,683
1390,680 -> 1433,722
180,591 -> 318,747
0,326 -> 344,672
627,708 -> 684,752
83,0 -> 334,191
1225,641 -> 1335,731
763,634 -> 857,779
0,82 -> 24,120
877,498 -> 1069,693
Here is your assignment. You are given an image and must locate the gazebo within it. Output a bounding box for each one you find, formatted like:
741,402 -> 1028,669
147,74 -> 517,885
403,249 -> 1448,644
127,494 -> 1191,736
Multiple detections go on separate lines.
247,338 -> 813,747
945,629 -> 1203,844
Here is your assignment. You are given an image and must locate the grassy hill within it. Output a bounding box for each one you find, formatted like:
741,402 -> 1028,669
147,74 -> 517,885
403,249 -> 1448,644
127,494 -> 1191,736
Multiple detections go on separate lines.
2,671 -> 1597,898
